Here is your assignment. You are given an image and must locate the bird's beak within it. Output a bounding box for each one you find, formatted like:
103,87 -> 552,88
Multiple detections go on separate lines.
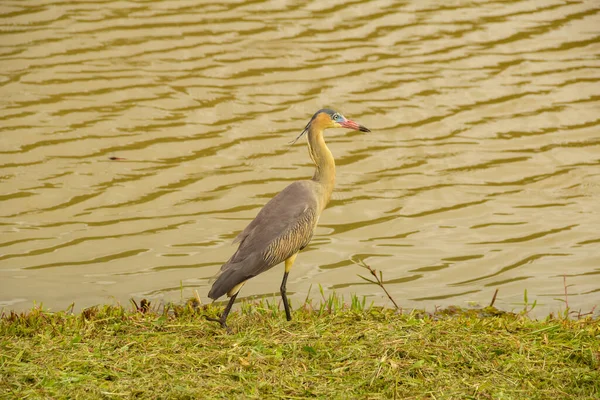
340,119 -> 371,132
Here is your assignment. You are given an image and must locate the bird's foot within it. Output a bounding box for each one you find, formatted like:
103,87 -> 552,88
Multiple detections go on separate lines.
205,315 -> 231,333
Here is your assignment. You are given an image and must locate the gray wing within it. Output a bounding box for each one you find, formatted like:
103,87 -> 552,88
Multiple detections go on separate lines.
208,181 -> 319,299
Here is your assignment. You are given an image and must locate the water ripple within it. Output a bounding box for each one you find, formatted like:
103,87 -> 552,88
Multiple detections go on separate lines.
1,0 -> 598,316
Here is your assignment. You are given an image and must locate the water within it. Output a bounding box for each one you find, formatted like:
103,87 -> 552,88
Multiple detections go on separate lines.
1,0 -> 599,317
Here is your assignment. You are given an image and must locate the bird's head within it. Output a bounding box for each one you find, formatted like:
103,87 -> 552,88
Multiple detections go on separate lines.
290,109 -> 370,144
320,109 -> 371,132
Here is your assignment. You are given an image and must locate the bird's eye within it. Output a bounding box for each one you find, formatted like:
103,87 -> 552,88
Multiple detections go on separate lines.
332,113 -> 342,121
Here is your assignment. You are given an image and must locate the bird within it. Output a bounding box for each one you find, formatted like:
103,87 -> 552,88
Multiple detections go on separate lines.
206,109 -> 370,330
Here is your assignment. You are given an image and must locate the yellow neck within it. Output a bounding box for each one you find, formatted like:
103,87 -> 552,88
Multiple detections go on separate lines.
307,126 -> 335,208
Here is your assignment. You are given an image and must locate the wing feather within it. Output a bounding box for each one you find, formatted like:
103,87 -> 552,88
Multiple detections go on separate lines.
208,181 -> 319,299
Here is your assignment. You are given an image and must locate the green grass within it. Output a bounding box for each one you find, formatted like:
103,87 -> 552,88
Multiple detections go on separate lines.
1,296 -> 599,399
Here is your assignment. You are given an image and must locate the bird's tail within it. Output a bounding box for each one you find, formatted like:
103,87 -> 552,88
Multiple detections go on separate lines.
207,264 -> 247,300
207,271 -> 229,300
208,252 -> 262,300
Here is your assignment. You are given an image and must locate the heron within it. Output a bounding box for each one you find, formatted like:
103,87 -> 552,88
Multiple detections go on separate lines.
207,109 -> 370,329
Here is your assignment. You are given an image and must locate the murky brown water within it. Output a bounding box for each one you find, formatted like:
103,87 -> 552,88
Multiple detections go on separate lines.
1,0 -> 599,317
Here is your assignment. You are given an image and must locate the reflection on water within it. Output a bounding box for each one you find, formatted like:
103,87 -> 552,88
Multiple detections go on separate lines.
1,0 -> 599,316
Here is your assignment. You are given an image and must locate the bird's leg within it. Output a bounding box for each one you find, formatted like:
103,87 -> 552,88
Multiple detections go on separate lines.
206,292 -> 238,331
280,271 -> 291,321
281,253 -> 298,321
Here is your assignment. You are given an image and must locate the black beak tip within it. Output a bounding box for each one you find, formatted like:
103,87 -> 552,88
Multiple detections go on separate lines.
359,126 -> 371,133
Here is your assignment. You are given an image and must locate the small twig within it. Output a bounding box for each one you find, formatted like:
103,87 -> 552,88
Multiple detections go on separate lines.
576,305 -> 597,319
194,290 -> 202,306
355,260 -> 400,311
489,288 -> 499,308
563,275 -> 569,310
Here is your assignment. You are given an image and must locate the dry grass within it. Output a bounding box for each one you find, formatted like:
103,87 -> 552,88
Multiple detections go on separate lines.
1,295 -> 599,399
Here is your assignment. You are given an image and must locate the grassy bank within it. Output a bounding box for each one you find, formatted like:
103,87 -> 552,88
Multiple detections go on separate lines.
1,296 -> 599,399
